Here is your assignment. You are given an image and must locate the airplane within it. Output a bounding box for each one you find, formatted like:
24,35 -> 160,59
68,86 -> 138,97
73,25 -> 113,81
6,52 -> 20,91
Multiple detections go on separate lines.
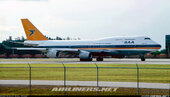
17,19 -> 161,61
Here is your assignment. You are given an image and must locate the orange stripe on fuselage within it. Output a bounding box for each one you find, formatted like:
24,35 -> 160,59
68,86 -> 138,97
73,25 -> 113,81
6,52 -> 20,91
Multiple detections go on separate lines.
76,47 -> 161,50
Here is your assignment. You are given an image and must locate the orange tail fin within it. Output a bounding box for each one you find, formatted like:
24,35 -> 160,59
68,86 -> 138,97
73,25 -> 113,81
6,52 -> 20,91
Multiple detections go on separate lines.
21,19 -> 48,41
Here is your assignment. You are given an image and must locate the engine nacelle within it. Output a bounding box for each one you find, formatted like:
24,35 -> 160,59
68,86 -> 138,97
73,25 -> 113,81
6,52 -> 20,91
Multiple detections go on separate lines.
46,50 -> 59,58
79,51 -> 92,59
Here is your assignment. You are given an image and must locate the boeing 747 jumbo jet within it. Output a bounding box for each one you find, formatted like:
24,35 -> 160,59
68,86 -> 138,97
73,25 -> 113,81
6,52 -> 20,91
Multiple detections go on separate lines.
17,19 -> 161,61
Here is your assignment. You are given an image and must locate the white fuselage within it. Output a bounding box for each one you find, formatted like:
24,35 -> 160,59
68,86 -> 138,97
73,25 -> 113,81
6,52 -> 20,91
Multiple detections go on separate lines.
24,36 -> 161,56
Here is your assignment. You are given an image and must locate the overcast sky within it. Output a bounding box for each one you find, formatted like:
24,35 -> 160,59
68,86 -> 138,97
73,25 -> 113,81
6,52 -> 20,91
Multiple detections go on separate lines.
0,0 -> 170,49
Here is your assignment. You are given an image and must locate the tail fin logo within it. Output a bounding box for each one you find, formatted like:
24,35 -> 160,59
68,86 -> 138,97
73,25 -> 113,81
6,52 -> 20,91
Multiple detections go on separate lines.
21,19 -> 48,40
27,29 -> 36,38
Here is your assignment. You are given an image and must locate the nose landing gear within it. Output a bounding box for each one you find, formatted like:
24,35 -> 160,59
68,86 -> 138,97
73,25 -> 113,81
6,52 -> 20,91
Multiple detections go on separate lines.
96,57 -> 103,61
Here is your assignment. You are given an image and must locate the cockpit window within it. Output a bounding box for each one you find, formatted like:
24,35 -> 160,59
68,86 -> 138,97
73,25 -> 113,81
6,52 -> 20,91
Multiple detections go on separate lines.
144,38 -> 151,40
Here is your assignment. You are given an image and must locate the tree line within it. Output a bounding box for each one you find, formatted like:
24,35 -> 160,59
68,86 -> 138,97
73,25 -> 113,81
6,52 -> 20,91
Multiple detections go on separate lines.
6,36 -> 81,42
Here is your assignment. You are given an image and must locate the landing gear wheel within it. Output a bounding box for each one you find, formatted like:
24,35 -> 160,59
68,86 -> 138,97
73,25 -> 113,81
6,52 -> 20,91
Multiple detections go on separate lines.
96,57 -> 103,61
141,57 -> 145,61
140,55 -> 145,61
80,58 -> 93,61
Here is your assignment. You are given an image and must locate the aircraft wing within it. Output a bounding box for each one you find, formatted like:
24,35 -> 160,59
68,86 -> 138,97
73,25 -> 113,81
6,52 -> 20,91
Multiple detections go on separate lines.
16,48 -> 79,52
16,48 -> 47,51
49,48 -> 79,52
16,47 -> 119,53
13,42 -> 39,47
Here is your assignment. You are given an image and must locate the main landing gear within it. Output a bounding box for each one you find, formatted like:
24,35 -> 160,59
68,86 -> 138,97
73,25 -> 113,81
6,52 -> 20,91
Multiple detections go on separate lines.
80,58 -> 104,61
140,55 -> 145,61
80,58 -> 93,61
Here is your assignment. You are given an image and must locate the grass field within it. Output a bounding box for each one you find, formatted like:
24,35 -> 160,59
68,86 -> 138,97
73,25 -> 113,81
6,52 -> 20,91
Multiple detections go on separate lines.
1,63 -> 170,96
1,63 -> 170,83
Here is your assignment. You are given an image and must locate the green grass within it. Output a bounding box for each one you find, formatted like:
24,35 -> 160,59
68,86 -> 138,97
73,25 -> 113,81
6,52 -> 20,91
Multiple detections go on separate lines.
1,64 -> 170,83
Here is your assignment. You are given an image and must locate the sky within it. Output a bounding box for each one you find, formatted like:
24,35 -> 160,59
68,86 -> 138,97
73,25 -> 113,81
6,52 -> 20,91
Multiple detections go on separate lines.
0,0 -> 170,49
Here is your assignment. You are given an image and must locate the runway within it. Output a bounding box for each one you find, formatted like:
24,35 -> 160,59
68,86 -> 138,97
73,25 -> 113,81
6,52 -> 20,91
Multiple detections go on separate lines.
0,80 -> 169,89
0,58 -> 170,64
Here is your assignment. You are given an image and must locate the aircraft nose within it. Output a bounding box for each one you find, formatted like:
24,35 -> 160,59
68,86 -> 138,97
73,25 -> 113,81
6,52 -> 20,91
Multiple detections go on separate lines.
157,44 -> 161,48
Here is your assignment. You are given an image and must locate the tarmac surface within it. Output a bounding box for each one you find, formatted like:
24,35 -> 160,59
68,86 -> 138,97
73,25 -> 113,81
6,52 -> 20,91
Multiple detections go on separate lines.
0,80 -> 169,89
0,58 -> 170,64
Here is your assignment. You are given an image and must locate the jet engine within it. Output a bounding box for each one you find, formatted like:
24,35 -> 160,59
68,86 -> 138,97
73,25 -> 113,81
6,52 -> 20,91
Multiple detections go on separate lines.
46,50 -> 59,58
79,51 -> 92,61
